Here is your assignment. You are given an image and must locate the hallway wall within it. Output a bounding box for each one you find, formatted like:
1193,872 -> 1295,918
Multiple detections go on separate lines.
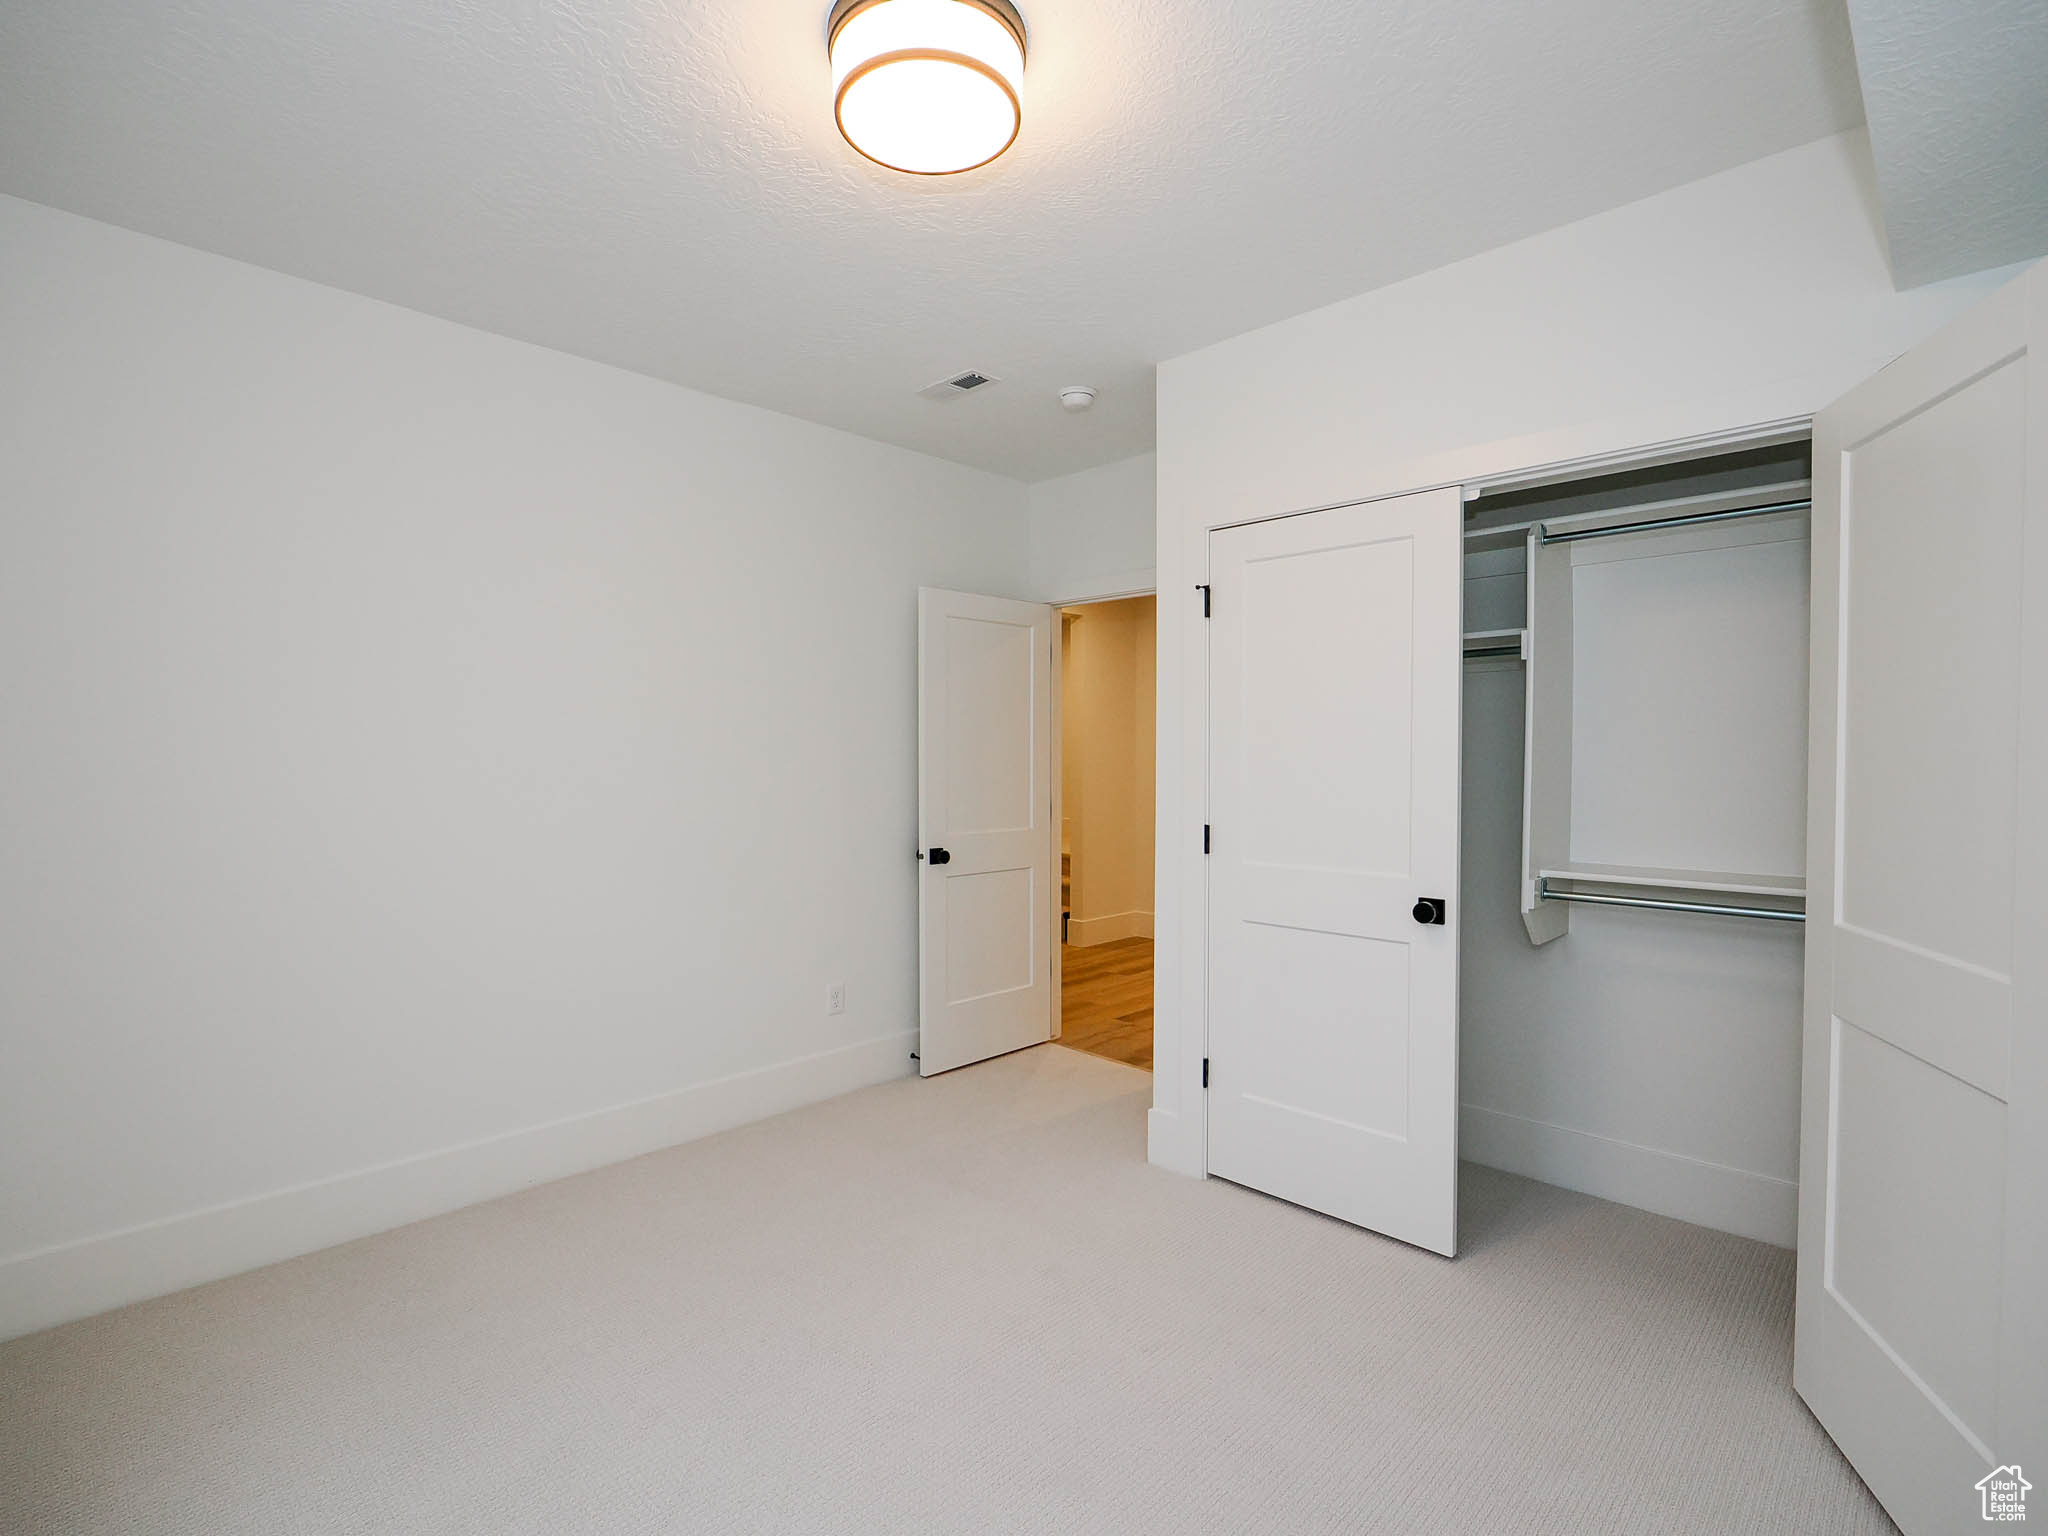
1060,596 -> 1156,946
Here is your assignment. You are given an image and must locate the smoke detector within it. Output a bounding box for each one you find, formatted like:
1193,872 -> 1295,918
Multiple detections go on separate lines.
1058,385 -> 1097,412
918,369 -> 1002,401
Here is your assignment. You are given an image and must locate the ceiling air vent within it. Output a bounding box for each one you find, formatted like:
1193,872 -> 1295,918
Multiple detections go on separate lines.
918,369 -> 1001,401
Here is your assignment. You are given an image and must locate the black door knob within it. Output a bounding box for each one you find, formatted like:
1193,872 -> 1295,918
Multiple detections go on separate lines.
927,847 -> 952,866
1412,897 -> 1446,926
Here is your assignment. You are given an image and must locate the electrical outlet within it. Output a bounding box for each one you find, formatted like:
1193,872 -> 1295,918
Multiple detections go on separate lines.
826,982 -> 846,1016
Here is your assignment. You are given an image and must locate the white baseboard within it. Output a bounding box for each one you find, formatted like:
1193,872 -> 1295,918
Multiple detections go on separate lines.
1065,909 -> 1154,946
1460,1102 -> 1797,1248
0,1030 -> 918,1342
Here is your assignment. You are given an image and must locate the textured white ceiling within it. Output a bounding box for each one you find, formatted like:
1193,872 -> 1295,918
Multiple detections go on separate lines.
1846,0 -> 2048,287
0,0 -> 1865,480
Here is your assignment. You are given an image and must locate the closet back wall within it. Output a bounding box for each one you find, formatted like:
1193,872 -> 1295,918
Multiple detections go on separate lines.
0,196 -> 1031,1339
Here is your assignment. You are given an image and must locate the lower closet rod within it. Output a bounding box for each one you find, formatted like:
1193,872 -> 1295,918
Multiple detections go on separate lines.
1536,879 -> 1805,923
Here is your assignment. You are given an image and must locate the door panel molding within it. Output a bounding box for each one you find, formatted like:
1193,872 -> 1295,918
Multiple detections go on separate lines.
917,588 -> 1057,1077
1796,264 -> 2044,1535
1204,486 -> 1463,1255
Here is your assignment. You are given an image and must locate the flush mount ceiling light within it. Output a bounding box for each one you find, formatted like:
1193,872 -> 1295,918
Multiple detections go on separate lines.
827,0 -> 1026,176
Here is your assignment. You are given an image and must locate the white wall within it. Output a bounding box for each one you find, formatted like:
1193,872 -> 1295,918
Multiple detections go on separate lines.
1157,134 -> 2025,532
1150,131 -> 2031,1216
0,196 -> 1030,1338
1027,452 -> 1156,602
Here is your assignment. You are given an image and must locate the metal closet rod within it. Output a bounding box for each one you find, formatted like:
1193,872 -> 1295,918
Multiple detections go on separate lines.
1536,878 -> 1806,923
1537,496 -> 1812,545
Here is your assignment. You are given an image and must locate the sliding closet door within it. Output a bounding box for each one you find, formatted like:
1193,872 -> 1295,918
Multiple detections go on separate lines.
1797,262 -> 2046,1534
1206,487 -> 1463,1256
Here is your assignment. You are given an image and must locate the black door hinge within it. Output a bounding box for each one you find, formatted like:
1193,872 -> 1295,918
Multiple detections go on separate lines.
1202,1057 -> 1210,1088
1203,823 -> 1211,854
1196,583 -> 1211,617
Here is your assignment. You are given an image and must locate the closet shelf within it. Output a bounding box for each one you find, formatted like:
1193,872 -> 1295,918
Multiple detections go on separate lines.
1537,862 -> 1805,900
1462,627 -> 1527,661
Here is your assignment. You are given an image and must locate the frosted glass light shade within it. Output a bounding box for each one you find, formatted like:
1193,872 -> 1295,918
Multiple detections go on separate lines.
828,0 -> 1026,175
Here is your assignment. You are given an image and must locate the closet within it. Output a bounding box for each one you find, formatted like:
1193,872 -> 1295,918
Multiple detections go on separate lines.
1188,259 -> 2045,1536
1456,444 -> 1814,1248
1198,448 -> 1816,1258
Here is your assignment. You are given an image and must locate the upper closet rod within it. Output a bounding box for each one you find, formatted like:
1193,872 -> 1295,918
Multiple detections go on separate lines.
1535,878 -> 1805,923
1537,496 -> 1811,545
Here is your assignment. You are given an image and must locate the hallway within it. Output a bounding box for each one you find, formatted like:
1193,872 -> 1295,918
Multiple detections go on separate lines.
1059,936 -> 1152,1070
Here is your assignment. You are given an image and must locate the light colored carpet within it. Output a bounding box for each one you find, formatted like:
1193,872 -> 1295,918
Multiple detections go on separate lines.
1,1045 -> 1891,1535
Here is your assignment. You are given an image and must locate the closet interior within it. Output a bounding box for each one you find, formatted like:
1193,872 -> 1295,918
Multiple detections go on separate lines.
1456,438 -> 1816,1246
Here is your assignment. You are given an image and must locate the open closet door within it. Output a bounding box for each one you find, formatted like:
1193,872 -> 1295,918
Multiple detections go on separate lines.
916,588 -> 1057,1076
1206,487 -> 1463,1255
1797,263 -> 2046,1534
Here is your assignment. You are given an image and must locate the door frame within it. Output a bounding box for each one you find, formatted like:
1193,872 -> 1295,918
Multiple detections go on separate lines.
1048,584 -> 1158,1043
1155,415 -> 1816,1182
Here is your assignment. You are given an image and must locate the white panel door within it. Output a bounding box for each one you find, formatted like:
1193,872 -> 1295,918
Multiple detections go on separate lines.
917,588 -> 1057,1077
1206,487 -> 1464,1255
1798,263 -> 2047,1534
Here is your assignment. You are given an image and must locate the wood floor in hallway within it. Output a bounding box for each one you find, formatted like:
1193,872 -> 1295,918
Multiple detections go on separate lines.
1059,936 -> 1152,1070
